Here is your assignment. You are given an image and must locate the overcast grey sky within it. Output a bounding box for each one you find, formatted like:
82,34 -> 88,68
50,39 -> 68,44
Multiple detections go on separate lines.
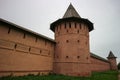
0,0 -> 120,63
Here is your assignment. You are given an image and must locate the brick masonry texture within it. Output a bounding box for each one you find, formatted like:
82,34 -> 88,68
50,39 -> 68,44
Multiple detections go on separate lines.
0,22 -> 54,76
0,8 -> 118,76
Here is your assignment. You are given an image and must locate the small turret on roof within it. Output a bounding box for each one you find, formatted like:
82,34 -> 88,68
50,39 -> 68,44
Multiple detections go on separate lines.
107,51 -> 116,59
63,3 -> 80,18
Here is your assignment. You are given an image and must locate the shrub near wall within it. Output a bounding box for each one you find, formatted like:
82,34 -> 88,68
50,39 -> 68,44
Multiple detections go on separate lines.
118,62 -> 120,70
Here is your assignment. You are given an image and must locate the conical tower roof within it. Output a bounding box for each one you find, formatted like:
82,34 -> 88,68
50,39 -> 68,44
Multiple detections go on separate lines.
63,4 -> 80,18
50,4 -> 94,32
107,51 -> 116,59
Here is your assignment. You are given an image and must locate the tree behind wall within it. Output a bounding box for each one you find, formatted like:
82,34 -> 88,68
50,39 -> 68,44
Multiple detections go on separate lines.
118,62 -> 120,70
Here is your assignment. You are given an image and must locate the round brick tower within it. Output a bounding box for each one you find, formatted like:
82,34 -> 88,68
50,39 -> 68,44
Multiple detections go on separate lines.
107,51 -> 118,70
50,4 -> 94,76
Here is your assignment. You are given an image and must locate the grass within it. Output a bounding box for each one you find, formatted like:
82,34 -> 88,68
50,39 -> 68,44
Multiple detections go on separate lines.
91,70 -> 118,80
0,71 -> 119,80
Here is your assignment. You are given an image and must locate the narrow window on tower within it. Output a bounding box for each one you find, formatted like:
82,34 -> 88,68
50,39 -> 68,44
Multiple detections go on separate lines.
29,47 -> 31,52
77,30 -> 79,33
75,23 -> 76,28
77,56 -> 80,59
69,22 -> 71,28
67,30 -> 68,33
65,23 -> 66,29
59,24 -> 61,30
66,40 -> 69,43
86,57 -> 88,60
14,44 -> 17,49
79,23 -> 81,29
45,40 -> 47,46
66,56 -> 69,58
35,37 -> 37,42
40,50 -> 42,53
8,27 -> 11,34
23,33 -> 26,39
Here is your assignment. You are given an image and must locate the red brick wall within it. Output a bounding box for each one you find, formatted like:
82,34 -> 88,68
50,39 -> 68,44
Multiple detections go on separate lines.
0,20 -> 116,77
90,57 -> 110,72
0,22 -> 55,76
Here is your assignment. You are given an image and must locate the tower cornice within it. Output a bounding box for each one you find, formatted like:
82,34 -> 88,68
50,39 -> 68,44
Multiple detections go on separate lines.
50,17 -> 93,32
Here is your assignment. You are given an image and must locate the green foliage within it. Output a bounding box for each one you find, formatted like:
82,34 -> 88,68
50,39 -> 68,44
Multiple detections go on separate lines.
0,71 -> 118,80
118,62 -> 120,70
91,71 -> 118,80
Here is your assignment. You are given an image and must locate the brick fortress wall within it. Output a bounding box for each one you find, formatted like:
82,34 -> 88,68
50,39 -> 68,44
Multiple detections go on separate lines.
0,21 -> 55,76
90,57 -> 110,72
0,19 -> 116,77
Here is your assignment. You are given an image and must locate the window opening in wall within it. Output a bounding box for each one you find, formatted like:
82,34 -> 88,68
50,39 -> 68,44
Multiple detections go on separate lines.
8,27 -> 11,34
67,30 -> 68,33
40,50 -> 42,53
35,37 -> 37,42
66,40 -> 69,43
59,24 -> 61,29
77,40 -> 80,43
45,40 -> 47,46
69,22 -> 71,28
66,56 -> 69,58
29,47 -> 31,52
77,56 -> 80,59
23,33 -> 26,39
77,30 -> 79,33
14,44 -> 17,49
86,57 -> 88,60
79,24 -> 81,29
75,23 -> 76,28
